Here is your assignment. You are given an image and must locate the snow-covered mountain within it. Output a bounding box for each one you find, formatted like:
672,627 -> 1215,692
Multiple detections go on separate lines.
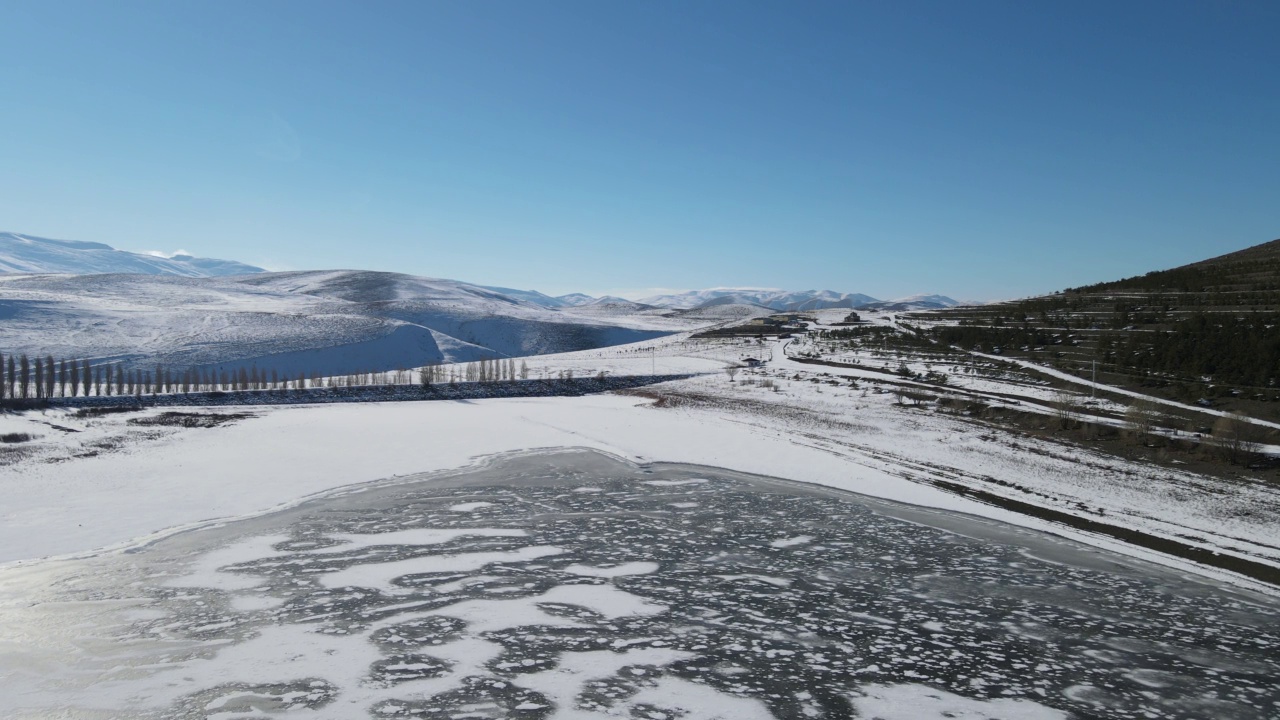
855,294 -> 961,311
477,285 -> 570,308
555,293 -> 598,307
0,232 -> 264,277
639,288 -> 880,311
0,270 -> 669,377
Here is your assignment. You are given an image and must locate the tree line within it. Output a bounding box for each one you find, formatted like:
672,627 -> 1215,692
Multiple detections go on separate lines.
0,352 -> 536,400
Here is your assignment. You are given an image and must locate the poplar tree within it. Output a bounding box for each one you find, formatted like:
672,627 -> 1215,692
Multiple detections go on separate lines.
19,354 -> 30,398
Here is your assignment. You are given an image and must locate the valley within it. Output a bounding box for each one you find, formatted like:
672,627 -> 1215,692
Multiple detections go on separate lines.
1,237 -> 1279,719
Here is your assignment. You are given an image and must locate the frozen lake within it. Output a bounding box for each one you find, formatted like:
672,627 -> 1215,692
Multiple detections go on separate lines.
1,449 -> 1277,719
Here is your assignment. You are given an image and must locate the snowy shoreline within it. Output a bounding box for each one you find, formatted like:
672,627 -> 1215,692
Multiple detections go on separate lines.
34,374 -> 698,409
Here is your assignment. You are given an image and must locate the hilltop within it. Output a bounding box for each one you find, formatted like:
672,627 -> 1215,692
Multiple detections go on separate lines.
0,232 -> 264,277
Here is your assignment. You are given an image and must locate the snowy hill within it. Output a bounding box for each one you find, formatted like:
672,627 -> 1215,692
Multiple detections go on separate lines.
855,294 -> 961,311
555,293 -> 598,307
0,232 -> 264,277
639,288 -> 880,311
0,270 -> 670,377
477,285 -> 569,308
671,298 -> 775,321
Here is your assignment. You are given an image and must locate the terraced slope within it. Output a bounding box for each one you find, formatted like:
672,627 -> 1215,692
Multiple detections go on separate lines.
908,237 -> 1280,416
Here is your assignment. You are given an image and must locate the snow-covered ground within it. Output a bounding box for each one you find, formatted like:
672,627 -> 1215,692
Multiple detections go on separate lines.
3,331 -> 1277,592
3,327 -> 1279,719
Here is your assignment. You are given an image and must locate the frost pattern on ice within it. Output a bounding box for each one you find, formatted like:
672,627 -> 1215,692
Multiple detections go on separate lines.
849,682 -> 1069,719
10,452 -> 1280,720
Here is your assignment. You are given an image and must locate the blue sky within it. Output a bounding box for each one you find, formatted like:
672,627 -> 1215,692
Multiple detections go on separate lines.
2,1 -> 1277,301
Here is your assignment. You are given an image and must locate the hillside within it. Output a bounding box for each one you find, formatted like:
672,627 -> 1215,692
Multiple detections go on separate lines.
641,288 -> 879,310
0,232 -> 264,277
0,270 -> 673,377
912,237 -> 1280,416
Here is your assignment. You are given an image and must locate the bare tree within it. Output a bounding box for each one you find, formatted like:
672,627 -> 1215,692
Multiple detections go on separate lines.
894,389 -> 936,406
520,360 -> 529,380
1052,389 -> 1083,430
725,365 -> 741,383
1210,413 -> 1268,465
1124,398 -> 1162,443
19,354 -> 30,398
44,355 -> 56,399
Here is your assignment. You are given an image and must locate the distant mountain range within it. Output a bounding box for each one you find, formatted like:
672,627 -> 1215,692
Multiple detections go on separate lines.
0,232 -> 964,369
0,232 -> 264,277
855,294 -> 962,312
478,286 -> 962,313
0,270 -> 670,376
635,288 -> 875,311
634,288 -> 960,312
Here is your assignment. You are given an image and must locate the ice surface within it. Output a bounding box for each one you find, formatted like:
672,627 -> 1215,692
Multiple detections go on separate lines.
849,682 -> 1069,719
320,545 -> 566,594
564,562 -> 661,578
5,450 -> 1277,720
448,501 -> 495,512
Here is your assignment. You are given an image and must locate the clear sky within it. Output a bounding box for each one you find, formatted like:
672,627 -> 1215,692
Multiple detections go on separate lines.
2,1 -> 1277,301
